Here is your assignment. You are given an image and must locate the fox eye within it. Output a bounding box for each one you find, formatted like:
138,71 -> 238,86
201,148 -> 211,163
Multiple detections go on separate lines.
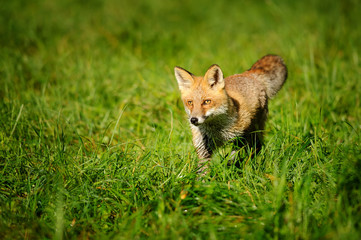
203,100 -> 211,105
187,100 -> 193,106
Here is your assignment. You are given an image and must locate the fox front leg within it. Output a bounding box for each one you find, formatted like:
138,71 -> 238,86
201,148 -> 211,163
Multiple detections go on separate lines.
195,143 -> 212,175
191,127 -> 213,174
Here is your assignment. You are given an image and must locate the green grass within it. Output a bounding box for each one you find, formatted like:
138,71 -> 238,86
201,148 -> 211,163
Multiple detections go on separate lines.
1,0 -> 361,239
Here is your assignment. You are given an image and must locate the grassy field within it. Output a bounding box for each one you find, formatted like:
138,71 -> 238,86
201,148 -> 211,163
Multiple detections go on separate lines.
1,0 -> 361,239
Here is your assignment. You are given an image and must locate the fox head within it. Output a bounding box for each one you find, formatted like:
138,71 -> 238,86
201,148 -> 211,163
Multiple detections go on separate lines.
174,64 -> 229,126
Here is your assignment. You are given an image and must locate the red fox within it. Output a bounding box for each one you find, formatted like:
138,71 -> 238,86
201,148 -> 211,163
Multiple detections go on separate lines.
174,55 -> 287,173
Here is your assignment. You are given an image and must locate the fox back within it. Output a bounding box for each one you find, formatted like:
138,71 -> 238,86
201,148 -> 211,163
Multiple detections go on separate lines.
174,55 -> 287,172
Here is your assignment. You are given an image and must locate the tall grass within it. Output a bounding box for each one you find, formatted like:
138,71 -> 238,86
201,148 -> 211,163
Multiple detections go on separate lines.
1,0 -> 360,239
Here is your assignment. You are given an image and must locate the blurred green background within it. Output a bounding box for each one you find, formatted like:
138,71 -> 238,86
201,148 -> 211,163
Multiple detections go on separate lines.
1,0 -> 360,239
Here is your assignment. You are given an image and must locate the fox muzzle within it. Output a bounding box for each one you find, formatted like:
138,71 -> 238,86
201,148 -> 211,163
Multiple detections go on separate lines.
190,117 -> 198,125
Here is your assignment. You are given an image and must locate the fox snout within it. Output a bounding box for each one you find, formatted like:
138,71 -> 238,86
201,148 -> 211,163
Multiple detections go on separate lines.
189,116 -> 206,126
190,117 -> 198,125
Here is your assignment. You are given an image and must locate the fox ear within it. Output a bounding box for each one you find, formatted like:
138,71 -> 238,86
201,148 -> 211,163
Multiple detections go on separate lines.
205,64 -> 224,89
174,66 -> 194,90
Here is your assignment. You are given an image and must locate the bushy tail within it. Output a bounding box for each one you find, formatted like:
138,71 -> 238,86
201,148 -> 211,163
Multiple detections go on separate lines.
249,55 -> 288,98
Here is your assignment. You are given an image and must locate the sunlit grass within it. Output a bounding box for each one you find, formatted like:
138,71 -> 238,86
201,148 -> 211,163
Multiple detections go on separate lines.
1,0 -> 360,239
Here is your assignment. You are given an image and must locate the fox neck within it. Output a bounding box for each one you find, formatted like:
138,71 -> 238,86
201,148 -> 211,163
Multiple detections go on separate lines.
191,96 -> 239,142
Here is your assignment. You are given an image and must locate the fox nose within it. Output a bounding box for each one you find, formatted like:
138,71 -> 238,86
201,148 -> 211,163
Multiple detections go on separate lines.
190,117 -> 198,125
